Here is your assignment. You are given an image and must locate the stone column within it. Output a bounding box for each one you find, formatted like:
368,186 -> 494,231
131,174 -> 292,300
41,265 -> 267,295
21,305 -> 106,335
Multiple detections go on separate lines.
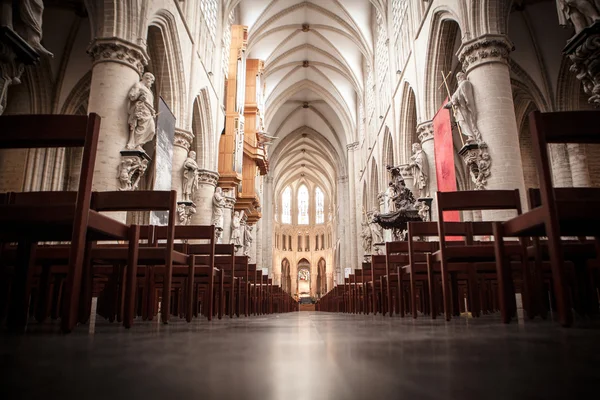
457,35 -> 526,219
87,38 -> 148,191
190,169 -> 219,226
346,142 -> 360,271
262,177 -> 274,274
417,121 -> 438,220
567,144 -> 591,187
172,129 -> 194,201
221,188 -> 236,244
87,38 -> 148,222
255,217 -> 263,268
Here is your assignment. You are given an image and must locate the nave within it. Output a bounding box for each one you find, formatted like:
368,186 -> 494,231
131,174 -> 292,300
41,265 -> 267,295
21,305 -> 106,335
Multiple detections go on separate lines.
1,312 -> 599,400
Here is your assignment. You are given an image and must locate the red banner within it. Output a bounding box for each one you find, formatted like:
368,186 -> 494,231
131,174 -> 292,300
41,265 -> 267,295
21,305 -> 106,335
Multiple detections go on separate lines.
433,99 -> 460,224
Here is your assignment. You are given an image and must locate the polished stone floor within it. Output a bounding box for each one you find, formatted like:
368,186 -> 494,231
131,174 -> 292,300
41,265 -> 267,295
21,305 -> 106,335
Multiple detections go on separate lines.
1,312 -> 599,400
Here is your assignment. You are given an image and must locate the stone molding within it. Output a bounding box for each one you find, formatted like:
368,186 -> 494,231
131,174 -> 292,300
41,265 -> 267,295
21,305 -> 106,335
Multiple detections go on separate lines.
458,35 -> 513,73
174,128 -> 194,151
417,121 -> 434,143
197,169 -> 219,187
346,141 -> 360,151
87,37 -> 149,76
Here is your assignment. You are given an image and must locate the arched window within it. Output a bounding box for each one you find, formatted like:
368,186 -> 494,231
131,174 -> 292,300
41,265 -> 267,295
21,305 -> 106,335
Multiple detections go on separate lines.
298,185 -> 309,225
315,187 -> 324,224
281,186 -> 291,224
200,0 -> 218,41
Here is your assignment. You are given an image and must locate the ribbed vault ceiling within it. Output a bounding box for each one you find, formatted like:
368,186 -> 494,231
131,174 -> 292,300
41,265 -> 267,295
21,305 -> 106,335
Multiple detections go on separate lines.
233,0 -> 375,201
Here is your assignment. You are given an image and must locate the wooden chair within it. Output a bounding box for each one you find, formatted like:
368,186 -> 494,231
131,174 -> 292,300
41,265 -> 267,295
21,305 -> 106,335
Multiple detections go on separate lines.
498,110 -> 600,326
0,114 -> 127,333
435,189 -> 527,323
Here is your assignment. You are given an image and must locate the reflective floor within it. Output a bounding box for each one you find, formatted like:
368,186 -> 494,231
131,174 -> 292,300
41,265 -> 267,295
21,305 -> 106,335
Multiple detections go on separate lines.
1,312 -> 599,400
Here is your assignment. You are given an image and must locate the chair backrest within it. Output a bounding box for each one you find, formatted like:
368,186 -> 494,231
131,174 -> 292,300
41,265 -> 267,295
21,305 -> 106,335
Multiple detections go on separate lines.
0,114 -> 101,244
436,189 -> 522,248
0,114 -> 99,149
528,110 -> 600,231
10,191 -> 78,205
527,187 -> 600,208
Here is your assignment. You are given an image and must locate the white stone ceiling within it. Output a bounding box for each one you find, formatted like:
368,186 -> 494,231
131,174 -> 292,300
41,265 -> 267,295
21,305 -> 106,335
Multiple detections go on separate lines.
231,0 -> 375,199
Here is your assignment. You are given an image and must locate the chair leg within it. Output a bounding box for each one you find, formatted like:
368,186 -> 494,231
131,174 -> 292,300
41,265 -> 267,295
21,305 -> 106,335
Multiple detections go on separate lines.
78,241 -> 95,324
124,225 -> 140,329
186,256 -> 195,323
427,255 -> 436,320
439,260 -> 451,321
493,222 -> 513,324
161,261 -> 173,325
7,241 -> 37,333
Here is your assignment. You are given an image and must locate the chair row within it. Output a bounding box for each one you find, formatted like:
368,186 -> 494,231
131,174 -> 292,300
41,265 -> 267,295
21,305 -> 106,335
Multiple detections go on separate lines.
0,113 -> 296,333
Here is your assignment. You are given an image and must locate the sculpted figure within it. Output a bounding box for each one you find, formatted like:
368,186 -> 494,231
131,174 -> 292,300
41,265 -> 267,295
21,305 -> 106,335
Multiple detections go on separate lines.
182,150 -> 200,202
360,221 -> 373,254
3,0 -> 54,57
211,187 -> 226,229
370,217 -> 384,244
558,0 -> 600,34
118,157 -> 148,191
230,211 -> 243,247
408,143 -> 429,198
385,182 -> 397,212
444,72 -> 481,144
127,72 -> 156,151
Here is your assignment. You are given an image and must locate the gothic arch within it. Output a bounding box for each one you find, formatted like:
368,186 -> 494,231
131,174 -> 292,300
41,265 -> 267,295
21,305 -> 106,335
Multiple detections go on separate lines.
398,82 -> 418,164
146,10 -> 188,125
191,88 -> 214,170
424,12 -> 463,120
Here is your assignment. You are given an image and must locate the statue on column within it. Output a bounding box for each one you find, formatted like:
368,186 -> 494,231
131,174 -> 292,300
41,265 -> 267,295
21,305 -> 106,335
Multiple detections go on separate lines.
182,150 -> 200,202
118,156 -> 149,191
230,210 -> 243,247
2,0 -> 54,57
444,72 -> 481,144
557,0 -> 600,35
360,221 -> 373,254
385,182 -> 397,212
212,187 -> 226,229
408,143 -> 429,198
126,72 -> 156,151
243,223 -> 253,256
369,216 -> 384,244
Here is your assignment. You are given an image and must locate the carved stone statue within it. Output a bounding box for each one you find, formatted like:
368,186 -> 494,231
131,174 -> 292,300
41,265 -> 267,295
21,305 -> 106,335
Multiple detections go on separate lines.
211,187 -> 226,229
243,223 -> 253,251
230,210 -> 243,247
182,150 -> 200,202
118,156 -> 149,191
360,221 -> 372,254
369,216 -> 384,244
558,0 -> 600,35
385,182 -> 397,212
444,72 -> 481,144
408,143 -> 429,198
2,0 -> 53,57
126,72 -> 156,151
177,202 -> 196,226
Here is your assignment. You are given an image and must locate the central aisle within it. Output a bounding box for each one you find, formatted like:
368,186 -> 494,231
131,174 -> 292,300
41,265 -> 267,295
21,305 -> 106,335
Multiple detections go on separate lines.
1,313 -> 599,399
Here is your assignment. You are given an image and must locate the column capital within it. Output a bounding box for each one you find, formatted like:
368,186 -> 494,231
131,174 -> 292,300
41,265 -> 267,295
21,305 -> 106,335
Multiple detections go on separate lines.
457,34 -> 513,73
337,175 -> 348,184
174,128 -> 194,151
346,141 -> 360,151
417,120 -> 434,143
87,37 -> 149,77
197,169 -> 219,187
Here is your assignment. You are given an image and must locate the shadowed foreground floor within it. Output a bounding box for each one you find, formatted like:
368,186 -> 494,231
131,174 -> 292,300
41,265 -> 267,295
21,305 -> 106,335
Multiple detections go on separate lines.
1,312 -> 599,400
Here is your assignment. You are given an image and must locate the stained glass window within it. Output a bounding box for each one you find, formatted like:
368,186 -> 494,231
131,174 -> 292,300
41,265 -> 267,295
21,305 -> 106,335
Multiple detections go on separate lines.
282,186 -> 291,224
298,185 -> 309,225
315,187 -> 324,224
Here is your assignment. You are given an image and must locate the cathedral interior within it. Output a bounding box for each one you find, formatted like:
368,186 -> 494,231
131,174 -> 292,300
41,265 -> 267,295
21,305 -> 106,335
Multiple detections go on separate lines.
1,1 -> 600,398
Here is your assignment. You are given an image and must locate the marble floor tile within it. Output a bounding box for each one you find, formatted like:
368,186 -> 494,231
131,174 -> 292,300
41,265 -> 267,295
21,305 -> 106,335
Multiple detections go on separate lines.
1,312 -> 599,400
